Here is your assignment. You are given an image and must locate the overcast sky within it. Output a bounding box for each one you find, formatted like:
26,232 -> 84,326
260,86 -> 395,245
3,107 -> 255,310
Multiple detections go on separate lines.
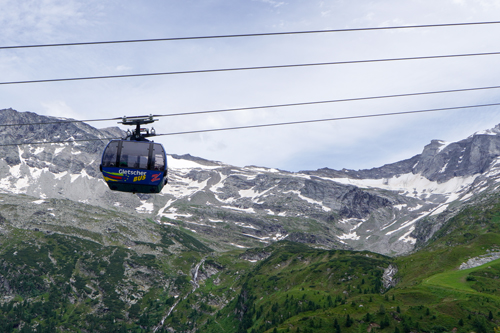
2,0 -> 500,171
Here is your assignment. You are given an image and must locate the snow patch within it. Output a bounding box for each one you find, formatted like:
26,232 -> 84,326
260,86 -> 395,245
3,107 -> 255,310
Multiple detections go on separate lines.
243,166 -> 281,174
136,201 -> 154,214
283,190 -> 331,212
328,173 -> 477,202
436,140 -> 451,153
338,231 -> 360,241
240,232 -> 287,243
241,233 -> 269,243
158,207 -> 192,220
168,156 -> 222,170
398,226 -> 417,244
31,146 -> 45,155
54,171 -> 68,180
472,126 -> 500,137
430,204 -> 448,216
386,215 -> 424,235
234,222 -> 258,230
221,206 -> 255,214
163,177 -> 209,198
230,243 -> 248,248
157,199 -> 175,217
459,192 -> 474,201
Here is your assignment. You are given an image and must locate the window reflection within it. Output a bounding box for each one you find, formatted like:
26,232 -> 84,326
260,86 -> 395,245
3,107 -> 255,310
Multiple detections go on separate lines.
102,141 -> 166,171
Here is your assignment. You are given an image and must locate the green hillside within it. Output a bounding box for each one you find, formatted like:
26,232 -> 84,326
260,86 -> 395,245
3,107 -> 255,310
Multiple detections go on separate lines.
1,192 -> 500,332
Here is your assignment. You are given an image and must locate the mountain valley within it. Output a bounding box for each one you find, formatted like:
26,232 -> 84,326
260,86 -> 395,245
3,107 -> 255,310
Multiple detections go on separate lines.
1,108 -> 500,332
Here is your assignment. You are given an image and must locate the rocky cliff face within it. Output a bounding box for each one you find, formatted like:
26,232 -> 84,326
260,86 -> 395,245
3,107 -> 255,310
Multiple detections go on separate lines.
2,108 -> 500,255
306,126 -> 500,184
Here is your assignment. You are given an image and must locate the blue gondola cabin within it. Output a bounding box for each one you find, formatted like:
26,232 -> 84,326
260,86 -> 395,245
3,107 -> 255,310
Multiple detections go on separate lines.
100,139 -> 168,193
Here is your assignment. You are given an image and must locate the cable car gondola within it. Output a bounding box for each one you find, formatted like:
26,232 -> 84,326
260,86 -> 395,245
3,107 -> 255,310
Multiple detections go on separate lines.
100,115 -> 168,193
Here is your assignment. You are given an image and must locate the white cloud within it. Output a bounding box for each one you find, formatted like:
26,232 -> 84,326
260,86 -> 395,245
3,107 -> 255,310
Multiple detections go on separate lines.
115,65 -> 133,72
0,0 -> 97,43
40,100 -> 79,119
254,0 -> 286,8
452,0 -> 500,9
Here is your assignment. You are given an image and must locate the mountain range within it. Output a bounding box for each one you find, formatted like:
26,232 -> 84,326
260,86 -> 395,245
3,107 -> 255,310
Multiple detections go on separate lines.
2,108 -> 500,332
2,108 -> 500,255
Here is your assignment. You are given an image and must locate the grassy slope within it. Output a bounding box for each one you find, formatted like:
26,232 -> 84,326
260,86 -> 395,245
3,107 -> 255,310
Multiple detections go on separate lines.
0,214 -> 212,332
3,191 -> 500,332
390,194 -> 500,333
188,194 -> 500,333
193,242 -> 395,333
423,257 -> 500,293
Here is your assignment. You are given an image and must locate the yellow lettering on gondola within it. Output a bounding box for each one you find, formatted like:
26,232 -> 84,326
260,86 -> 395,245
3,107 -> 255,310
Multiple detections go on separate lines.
133,174 -> 147,182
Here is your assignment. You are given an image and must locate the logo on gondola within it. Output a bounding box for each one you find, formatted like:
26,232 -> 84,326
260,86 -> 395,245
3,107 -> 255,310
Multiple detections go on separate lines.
151,173 -> 161,182
119,169 -> 147,176
133,174 -> 147,182
103,171 -> 124,182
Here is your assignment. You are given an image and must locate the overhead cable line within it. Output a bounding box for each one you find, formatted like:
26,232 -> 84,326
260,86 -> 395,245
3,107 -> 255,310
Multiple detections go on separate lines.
2,50 -> 500,86
4,84 -> 500,128
2,21 -> 500,50
2,101 -> 500,147
153,102 -> 500,137
3,83 -> 500,128
154,84 -> 500,118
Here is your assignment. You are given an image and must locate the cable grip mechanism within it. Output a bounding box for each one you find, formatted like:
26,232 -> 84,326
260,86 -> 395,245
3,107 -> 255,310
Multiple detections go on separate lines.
120,114 -> 158,141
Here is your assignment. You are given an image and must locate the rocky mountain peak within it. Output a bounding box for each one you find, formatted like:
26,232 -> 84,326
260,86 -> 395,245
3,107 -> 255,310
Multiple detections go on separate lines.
305,124 -> 500,185
414,128 -> 500,183
470,123 -> 500,137
2,108 -> 500,256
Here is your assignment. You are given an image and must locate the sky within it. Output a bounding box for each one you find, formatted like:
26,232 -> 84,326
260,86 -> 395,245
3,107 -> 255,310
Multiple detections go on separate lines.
2,0 -> 500,172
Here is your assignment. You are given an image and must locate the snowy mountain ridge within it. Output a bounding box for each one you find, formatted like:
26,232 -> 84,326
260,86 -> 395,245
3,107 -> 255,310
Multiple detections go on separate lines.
2,108 -> 500,255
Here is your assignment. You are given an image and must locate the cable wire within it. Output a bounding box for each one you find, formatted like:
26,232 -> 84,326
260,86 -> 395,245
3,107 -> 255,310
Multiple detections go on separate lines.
3,83 -> 500,128
156,84 -> 500,118
2,21 -> 500,50
2,101 -> 499,147
2,50 -> 500,86
153,102 -> 500,137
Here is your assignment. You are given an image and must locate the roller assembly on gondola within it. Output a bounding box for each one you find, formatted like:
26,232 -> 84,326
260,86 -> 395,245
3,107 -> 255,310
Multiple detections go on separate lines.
100,115 -> 168,194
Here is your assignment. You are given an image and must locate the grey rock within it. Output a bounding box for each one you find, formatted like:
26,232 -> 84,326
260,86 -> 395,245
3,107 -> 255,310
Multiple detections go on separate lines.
382,264 -> 398,290
3,108 -> 500,256
459,252 -> 500,270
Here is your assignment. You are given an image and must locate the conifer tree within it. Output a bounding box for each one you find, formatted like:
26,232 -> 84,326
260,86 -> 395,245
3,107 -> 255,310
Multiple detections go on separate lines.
345,314 -> 353,327
334,318 -> 341,333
